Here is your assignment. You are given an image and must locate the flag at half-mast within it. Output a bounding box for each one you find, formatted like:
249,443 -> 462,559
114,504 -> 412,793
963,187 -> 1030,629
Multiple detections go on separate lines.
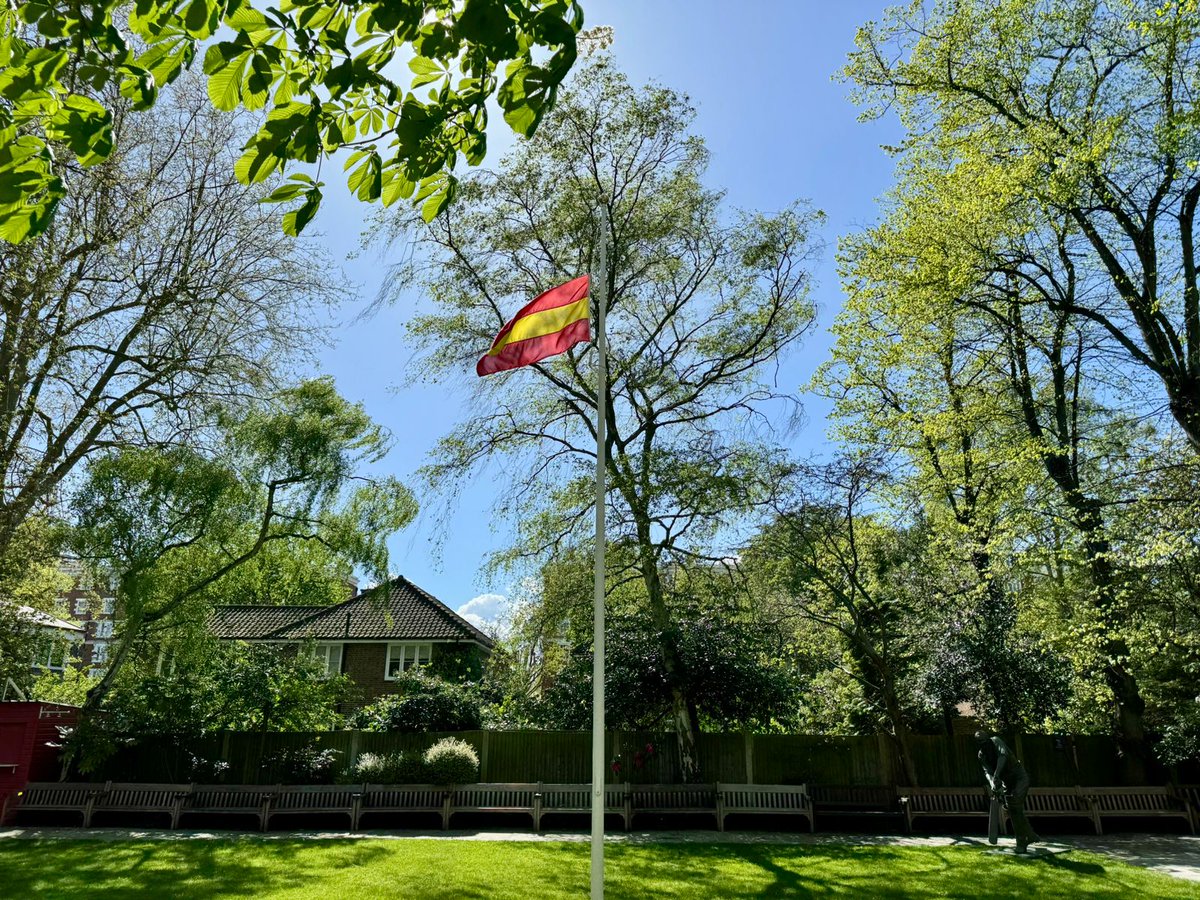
476,275 -> 590,377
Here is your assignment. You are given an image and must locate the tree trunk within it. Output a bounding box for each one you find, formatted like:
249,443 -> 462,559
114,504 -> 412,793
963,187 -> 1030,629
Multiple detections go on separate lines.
1007,318 -> 1148,780
1166,373 -> 1200,455
635,534 -> 703,783
883,685 -> 920,787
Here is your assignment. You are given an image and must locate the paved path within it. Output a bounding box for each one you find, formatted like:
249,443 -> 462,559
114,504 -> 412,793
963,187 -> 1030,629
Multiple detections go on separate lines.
2,826 -> 1197,883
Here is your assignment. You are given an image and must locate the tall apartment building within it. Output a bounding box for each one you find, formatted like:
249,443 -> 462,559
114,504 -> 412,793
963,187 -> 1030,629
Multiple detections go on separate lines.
56,558 -> 116,671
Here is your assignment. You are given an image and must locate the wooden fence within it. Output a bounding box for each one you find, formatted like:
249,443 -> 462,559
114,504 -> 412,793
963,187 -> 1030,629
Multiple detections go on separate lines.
92,729 -> 1181,787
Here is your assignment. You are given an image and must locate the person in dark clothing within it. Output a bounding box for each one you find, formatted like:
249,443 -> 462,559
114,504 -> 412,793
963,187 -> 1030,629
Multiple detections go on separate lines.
975,730 -> 1040,852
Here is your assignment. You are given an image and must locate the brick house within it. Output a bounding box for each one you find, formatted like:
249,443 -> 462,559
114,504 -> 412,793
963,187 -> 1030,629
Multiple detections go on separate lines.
210,576 -> 494,709
0,601 -> 83,683
48,558 -> 118,671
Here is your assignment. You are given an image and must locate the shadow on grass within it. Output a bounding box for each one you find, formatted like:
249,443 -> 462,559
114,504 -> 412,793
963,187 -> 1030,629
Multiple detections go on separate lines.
604,843 -> 1183,899
0,839 -> 394,900
0,838 -> 1187,899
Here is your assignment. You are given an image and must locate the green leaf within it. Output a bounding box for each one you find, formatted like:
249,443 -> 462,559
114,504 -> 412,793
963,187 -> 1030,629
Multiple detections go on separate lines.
281,186 -> 322,236
234,141 -> 281,185
119,68 -> 158,111
46,94 -> 114,165
262,182 -> 306,204
497,63 -> 551,136
380,169 -> 415,207
419,172 -> 456,221
207,52 -> 250,111
227,6 -> 272,34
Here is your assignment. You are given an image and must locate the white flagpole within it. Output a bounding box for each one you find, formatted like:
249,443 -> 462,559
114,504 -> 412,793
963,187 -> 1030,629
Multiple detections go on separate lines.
590,204 -> 609,900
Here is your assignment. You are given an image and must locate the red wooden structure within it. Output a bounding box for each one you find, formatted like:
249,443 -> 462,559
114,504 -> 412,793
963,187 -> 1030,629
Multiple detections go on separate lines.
0,701 -> 78,823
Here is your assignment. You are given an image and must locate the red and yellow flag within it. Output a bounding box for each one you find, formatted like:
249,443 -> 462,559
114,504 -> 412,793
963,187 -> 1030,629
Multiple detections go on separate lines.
476,275 -> 591,376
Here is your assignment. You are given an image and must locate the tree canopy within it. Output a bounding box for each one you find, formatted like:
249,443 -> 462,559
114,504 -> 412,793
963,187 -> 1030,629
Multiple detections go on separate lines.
378,56 -> 822,779
0,0 -> 585,241
69,377 -> 416,729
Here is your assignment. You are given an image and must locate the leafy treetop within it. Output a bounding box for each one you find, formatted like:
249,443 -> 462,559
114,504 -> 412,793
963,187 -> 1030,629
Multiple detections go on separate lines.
0,0 -> 584,241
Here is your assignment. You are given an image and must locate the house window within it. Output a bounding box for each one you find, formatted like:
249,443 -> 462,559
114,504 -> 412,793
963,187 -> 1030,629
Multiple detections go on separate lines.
93,620 -> 114,639
385,643 -> 431,679
311,643 -> 343,678
72,598 -> 88,617
32,636 -> 68,671
90,641 -> 109,666
101,598 -> 115,615
155,650 -> 177,677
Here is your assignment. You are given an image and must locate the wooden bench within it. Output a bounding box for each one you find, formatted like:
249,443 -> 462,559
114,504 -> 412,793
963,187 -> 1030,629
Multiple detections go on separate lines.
1085,787 -> 1194,834
450,783 -> 540,828
268,785 -> 361,830
717,783 -> 812,832
810,785 -> 900,830
1173,785 -> 1200,834
183,785 -> 276,831
535,783 -> 631,831
898,787 -> 989,832
12,782 -> 105,826
629,784 -> 718,828
92,783 -> 191,829
359,785 -> 451,830
1023,786 -> 1099,833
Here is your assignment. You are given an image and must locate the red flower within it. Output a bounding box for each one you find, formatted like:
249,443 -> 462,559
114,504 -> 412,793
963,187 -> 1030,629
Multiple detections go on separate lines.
645,743 -> 655,755
610,761 -> 622,775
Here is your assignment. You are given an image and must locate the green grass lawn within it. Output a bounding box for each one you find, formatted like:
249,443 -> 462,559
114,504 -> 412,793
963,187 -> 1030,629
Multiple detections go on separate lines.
0,839 -> 1190,899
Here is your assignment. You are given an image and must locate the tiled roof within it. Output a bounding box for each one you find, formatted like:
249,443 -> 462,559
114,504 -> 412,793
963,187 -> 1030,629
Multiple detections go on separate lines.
210,577 -> 493,649
2,601 -> 83,633
209,605 -> 325,640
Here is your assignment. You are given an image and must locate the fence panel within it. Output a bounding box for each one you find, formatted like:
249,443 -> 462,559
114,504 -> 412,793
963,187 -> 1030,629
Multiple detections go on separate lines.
86,729 -> 1172,787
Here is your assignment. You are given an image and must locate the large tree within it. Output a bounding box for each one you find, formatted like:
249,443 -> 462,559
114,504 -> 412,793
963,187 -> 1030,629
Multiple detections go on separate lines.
0,0 -> 585,239
0,79 -> 334,561
744,460 -> 929,785
378,58 -> 822,780
68,378 -> 416,733
844,0 -> 1200,451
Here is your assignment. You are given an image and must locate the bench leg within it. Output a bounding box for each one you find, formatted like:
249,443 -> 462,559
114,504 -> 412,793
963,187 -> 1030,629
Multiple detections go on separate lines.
82,798 -> 95,829
441,796 -> 451,831
716,798 -> 725,833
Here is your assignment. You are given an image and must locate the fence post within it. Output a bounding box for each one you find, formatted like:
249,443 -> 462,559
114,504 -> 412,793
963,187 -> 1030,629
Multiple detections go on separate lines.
744,733 -> 755,784
481,730 -> 490,781
349,731 -> 361,773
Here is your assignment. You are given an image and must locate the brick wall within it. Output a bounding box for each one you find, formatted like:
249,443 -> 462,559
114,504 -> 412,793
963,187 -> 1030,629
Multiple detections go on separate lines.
341,643 -> 395,710
339,643 -> 459,711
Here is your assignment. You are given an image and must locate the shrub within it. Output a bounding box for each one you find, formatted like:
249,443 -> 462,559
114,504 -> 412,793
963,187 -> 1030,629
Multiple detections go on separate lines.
186,753 -> 231,783
346,671 -> 483,732
266,744 -> 340,784
345,750 -> 427,784
423,737 -> 479,785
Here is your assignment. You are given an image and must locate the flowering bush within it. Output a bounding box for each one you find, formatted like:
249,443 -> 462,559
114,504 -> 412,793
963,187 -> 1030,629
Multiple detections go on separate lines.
423,737 -> 479,785
344,751 -> 427,784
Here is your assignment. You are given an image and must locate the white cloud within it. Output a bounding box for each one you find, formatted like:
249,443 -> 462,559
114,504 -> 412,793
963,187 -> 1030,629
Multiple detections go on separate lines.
457,593 -> 507,636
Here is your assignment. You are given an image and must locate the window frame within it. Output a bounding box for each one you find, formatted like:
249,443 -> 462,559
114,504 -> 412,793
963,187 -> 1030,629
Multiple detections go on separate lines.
312,642 -> 344,679
90,641 -> 109,666
31,635 -> 69,671
384,642 -> 432,680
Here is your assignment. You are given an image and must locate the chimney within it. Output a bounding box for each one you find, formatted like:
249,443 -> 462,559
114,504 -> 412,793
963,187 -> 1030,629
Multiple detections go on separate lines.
344,576 -> 359,600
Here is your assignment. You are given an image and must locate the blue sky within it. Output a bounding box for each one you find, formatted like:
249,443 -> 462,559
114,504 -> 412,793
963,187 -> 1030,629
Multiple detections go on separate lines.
310,2 -> 904,628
